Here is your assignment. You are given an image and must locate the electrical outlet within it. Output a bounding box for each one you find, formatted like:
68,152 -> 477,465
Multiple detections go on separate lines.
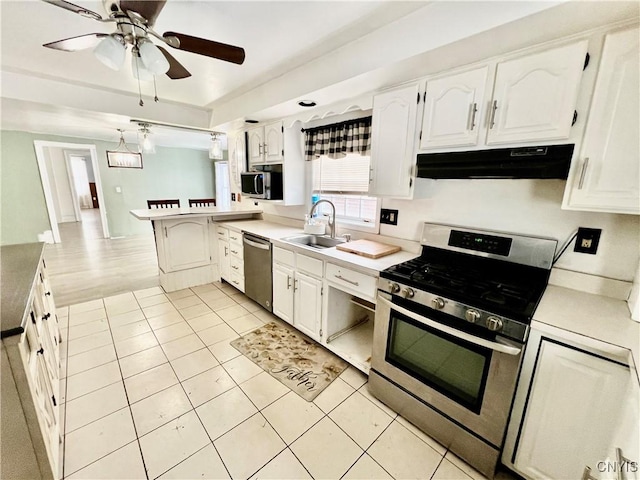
231,193 -> 236,201
574,227 -> 601,255
380,209 -> 399,225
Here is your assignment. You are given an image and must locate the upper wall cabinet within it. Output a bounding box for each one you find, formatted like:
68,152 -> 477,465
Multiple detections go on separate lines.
487,40 -> 588,145
419,66 -> 489,149
563,26 -> 639,215
247,121 -> 284,167
417,40 -> 588,152
369,82 -> 420,198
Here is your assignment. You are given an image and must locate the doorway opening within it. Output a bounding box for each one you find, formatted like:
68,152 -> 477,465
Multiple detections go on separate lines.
34,141 -> 109,243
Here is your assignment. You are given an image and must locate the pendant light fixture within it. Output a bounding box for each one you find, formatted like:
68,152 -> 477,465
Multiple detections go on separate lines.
138,123 -> 156,154
113,129 -> 136,153
209,133 -> 223,160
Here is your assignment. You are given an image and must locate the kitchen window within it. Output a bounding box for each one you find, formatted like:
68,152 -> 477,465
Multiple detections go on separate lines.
311,153 -> 380,232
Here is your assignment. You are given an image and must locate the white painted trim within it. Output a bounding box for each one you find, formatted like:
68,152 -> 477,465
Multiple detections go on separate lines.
33,141 -> 110,241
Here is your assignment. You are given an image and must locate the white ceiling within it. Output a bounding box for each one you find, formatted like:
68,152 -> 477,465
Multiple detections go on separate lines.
1,1 -> 637,149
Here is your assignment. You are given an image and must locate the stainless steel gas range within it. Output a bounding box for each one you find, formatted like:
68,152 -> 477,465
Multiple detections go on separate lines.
369,223 -> 557,478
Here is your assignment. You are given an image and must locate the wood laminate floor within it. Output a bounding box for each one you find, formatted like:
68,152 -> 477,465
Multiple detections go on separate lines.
45,209 -> 159,307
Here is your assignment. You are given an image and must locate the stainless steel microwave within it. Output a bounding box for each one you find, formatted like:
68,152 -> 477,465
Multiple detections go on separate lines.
240,171 -> 283,200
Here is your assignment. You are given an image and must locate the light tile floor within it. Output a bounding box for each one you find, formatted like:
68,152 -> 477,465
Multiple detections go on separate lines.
58,281 -> 513,480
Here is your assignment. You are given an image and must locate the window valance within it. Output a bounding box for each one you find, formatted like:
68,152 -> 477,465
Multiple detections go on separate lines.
303,116 -> 372,161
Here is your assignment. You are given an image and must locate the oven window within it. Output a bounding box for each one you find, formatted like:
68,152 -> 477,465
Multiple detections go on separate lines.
386,310 -> 491,413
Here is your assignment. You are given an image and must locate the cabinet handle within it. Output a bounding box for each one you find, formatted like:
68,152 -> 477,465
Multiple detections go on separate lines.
293,279 -> 298,292
577,157 -> 589,190
232,265 -> 239,270
230,249 -> 238,255
42,313 -> 50,321
45,291 -> 51,296
258,143 -> 263,155
263,143 -> 269,155
467,102 -> 478,131
51,395 -> 57,407
489,100 -> 498,129
287,275 -> 291,290
37,347 -> 44,355
232,280 -> 239,285
334,274 -> 359,286
164,227 -> 168,238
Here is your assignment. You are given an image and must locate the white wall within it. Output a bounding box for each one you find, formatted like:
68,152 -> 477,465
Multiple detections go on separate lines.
379,179 -> 639,281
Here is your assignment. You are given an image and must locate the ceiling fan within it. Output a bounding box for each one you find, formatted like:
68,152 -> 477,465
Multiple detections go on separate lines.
41,0 -> 246,83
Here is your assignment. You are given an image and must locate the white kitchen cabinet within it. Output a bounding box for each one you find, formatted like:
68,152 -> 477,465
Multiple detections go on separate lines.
419,66 -> 489,149
160,218 -> 211,273
217,226 -> 231,283
487,40 -> 588,145
228,229 -> 244,292
247,121 -> 283,166
1,244 -> 60,479
271,246 -> 323,341
563,26 -> 639,215
503,326 -> 635,480
272,262 -> 294,324
293,271 -> 323,340
369,82 -> 420,198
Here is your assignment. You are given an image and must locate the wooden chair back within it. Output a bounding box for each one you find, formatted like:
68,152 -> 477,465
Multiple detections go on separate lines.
188,198 -> 216,207
147,199 -> 180,209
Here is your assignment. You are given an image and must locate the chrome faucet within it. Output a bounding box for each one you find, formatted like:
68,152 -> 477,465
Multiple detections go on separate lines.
309,199 -> 336,238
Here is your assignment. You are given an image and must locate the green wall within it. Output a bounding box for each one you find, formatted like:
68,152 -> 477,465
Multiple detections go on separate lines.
1,130 -> 216,245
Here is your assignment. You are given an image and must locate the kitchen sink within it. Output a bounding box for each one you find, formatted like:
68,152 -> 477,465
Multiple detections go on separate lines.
282,234 -> 347,249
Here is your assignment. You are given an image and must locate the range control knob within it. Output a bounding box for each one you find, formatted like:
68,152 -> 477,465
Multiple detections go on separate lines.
486,316 -> 504,332
431,297 -> 445,310
401,287 -> 415,299
388,282 -> 401,294
465,309 -> 481,323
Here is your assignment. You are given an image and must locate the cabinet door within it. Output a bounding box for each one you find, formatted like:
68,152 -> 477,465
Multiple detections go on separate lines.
264,121 -> 284,163
164,219 -> 211,272
369,83 -> 420,197
420,66 -> 488,149
273,263 -> 294,325
218,239 -> 230,281
293,271 -> 322,341
247,126 -> 264,166
487,40 -> 588,145
514,340 -> 629,480
564,27 -> 639,214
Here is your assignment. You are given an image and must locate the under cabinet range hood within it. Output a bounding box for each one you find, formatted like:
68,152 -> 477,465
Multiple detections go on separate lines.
416,144 -> 574,179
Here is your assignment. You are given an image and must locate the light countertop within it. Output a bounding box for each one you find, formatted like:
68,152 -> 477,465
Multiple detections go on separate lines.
130,205 -> 263,221
219,219 -> 419,276
534,284 -> 639,382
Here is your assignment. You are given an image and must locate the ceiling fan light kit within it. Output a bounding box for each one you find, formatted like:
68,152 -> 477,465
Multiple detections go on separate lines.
93,34 -> 126,70
42,0 -> 246,105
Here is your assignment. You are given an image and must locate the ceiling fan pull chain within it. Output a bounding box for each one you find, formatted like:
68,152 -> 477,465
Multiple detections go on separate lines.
153,77 -> 159,103
134,53 -> 144,106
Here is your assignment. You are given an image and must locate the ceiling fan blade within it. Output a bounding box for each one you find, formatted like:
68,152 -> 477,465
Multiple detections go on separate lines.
157,46 -> 191,79
163,31 -> 245,65
43,33 -> 108,51
120,0 -> 166,26
41,0 -> 104,21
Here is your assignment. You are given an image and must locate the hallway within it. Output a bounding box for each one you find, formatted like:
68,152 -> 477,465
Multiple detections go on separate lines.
45,209 -> 159,307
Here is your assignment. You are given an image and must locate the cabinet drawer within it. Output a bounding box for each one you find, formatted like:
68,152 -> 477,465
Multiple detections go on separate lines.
229,271 -> 244,292
216,226 -> 229,240
229,230 -> 242,246
229,243 -> 243,258
230,255 -> 244,275
296,254 -> 323,278
273,247 -> 295,267
325,263 -> 377,300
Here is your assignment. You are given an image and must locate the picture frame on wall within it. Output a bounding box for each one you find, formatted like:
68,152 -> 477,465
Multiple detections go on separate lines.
107,151 -> 143,169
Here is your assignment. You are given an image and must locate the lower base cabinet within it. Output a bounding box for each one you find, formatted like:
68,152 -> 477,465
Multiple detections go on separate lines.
272,247 -> 323,341
503,326 -> 637,480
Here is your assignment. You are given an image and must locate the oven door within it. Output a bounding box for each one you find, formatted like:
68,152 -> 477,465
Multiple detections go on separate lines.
372,292 -> 523,447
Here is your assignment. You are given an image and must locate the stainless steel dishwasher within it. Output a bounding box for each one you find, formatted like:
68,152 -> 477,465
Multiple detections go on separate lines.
242,233 -> 273,312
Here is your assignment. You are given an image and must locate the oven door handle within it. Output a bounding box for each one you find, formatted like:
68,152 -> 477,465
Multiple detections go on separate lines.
378,297 -> 522,356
